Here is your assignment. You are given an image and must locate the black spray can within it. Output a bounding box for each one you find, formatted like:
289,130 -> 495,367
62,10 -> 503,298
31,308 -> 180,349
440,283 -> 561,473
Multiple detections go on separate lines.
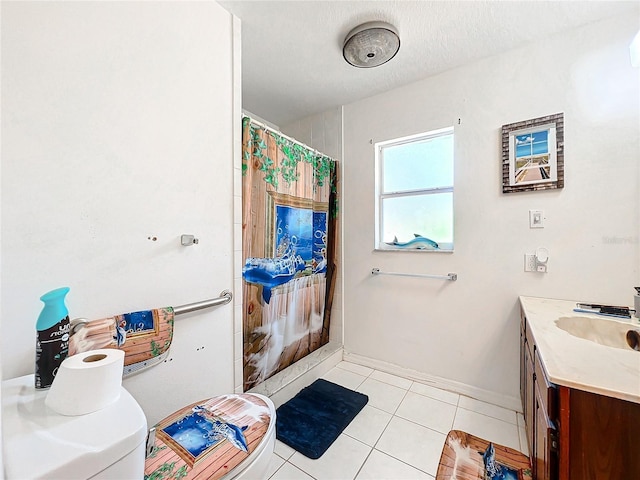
35,287 -> 71,389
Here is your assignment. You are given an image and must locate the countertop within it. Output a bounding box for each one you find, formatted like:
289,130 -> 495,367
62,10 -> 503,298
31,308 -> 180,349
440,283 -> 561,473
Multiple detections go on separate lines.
519,296 -> 640,404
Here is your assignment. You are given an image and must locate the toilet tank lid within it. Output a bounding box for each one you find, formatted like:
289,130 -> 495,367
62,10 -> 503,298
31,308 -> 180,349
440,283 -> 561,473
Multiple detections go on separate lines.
2,374 -> 147,479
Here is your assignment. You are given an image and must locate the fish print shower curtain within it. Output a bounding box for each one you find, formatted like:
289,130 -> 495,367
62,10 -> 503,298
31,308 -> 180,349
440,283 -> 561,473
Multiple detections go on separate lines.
241,117 -> 338,391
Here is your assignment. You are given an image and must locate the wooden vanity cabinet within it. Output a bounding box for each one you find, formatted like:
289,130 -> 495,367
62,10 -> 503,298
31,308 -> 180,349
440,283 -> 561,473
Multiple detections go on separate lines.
520,310 -> 640,479
519,316 -> 535,461
558,386 -> 640,479
533,348 -> 557,480
520,311 -> 557,480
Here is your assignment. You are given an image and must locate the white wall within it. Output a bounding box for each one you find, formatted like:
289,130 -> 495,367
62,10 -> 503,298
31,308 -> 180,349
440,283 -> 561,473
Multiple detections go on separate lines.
342,13 -> 640,407
1,1 -> 238,426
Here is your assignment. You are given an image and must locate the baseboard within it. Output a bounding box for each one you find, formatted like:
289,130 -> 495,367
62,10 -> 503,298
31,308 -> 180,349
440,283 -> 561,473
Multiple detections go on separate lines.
343,351 -> 522,413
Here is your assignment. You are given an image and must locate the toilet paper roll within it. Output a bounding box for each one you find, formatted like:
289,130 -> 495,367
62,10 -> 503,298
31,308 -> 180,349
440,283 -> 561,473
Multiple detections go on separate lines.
45,349 -> 125,416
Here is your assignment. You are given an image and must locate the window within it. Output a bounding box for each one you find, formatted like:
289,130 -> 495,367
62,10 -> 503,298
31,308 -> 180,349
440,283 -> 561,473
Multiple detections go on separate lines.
375,127 -> 454,251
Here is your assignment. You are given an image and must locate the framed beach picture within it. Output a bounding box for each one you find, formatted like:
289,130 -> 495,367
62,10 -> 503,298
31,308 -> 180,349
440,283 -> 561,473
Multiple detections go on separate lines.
502,113 -> 564,193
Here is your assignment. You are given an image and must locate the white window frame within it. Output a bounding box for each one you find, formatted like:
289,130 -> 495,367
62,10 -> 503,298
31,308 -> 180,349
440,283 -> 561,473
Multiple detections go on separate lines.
508,123 -> 557,187
374,126 -> 454,252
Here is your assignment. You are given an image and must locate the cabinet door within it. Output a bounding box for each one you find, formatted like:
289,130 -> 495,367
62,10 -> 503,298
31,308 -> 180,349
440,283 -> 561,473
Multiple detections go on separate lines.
564,388 -> 640,479
534,381 -> 557,480
520,322 -> 527,413
523,340 -> 535,457
520,323 -> 525,407
520,315 -> 535,458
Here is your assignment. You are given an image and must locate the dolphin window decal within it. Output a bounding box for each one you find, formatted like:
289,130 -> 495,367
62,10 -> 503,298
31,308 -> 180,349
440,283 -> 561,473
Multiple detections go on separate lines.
385,233 -> 439,250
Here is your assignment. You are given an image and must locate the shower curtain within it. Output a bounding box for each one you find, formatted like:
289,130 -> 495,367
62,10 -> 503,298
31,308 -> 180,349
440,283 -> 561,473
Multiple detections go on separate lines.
241,117 -> 338,391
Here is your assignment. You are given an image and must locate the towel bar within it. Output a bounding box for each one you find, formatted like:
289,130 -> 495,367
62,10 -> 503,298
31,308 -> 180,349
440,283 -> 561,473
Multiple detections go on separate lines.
371,268 -> 457,281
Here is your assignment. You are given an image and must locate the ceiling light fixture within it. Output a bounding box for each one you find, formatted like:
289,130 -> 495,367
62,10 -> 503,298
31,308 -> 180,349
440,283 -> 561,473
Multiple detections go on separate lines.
343,21 -> 400,68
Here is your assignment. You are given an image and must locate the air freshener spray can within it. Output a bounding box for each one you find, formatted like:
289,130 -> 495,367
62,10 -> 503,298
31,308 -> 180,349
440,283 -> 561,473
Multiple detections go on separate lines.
35,287 -> 71,389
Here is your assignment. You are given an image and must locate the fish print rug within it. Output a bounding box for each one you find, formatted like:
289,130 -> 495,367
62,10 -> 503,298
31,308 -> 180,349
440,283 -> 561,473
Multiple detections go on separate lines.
436,430 -> 532,480
275,379 -> 368,459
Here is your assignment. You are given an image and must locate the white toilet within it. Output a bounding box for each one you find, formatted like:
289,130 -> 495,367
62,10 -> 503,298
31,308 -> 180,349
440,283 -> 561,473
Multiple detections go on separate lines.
144,393 -> 276,480
2,375 -> 276,480
2,374 -> 147,479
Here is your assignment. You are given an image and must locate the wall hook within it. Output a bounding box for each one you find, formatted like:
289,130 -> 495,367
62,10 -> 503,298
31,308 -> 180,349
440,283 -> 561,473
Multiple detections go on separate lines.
181,234 -> 199,246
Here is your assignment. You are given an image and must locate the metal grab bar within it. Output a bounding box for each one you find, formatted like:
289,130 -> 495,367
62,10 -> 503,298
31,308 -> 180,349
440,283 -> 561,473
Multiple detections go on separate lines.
371,268 -> 457,281
174,290 -> 233,316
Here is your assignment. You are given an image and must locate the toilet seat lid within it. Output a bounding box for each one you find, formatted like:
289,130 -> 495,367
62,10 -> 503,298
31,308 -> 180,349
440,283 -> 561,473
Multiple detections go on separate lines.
145,393 -> 273,480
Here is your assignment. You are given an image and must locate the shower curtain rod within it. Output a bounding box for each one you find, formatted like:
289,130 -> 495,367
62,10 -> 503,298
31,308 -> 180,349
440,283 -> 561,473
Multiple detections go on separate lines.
244,115 -> 336,161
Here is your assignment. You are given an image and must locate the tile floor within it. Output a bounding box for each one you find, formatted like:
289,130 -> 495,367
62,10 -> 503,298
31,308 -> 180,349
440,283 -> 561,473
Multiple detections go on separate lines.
265,361 -> 528,480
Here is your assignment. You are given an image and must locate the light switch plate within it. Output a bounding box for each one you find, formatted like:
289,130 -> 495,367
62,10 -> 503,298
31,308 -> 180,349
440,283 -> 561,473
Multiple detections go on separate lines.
529,210 -> 544,228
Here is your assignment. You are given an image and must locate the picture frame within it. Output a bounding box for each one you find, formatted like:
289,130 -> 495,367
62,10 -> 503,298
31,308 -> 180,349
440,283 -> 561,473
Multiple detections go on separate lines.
265,191 -> 328,268
502,113 -> 564,193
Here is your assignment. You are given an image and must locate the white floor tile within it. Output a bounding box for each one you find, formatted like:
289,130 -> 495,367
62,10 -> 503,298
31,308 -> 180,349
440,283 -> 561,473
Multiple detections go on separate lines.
356,377 -> 408,414
370,370 -> 413,389
452,407 -> 521,452
343,405 -> 393,446
265,453 -> 286,479
289,434 -> 371,480
356,449 -> 434,480
337,361 -> 374,377
395,391 -> 457,434
375,416 -> 446,476
457,396 -> 518,425
323,366 -> 367,390
269,461 -> 315,480
410,382 -> 460,406
274,440 -> 296,460
269,362 -> 529,479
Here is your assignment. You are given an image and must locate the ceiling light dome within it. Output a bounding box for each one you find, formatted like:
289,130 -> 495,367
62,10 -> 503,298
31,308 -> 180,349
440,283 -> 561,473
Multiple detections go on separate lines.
343,21 -> 400,68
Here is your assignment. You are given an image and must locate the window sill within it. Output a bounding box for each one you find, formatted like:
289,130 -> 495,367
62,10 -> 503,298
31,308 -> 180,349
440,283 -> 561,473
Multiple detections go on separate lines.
374,247 -> 454,253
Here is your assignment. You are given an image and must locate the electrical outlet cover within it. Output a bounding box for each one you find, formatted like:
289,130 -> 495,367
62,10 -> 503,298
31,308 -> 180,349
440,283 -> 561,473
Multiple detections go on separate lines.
524,254 -> 536,272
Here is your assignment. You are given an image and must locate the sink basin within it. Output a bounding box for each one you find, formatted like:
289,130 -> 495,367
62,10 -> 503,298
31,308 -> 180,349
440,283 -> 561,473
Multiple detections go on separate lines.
555,316 -> 640,352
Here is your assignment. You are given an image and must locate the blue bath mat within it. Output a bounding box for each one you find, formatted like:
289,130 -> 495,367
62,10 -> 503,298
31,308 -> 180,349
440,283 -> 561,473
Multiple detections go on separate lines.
275,378 -> 368,459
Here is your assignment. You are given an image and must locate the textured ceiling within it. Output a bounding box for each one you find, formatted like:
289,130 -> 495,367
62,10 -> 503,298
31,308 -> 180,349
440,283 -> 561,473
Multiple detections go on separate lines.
219,1 -> 639,127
